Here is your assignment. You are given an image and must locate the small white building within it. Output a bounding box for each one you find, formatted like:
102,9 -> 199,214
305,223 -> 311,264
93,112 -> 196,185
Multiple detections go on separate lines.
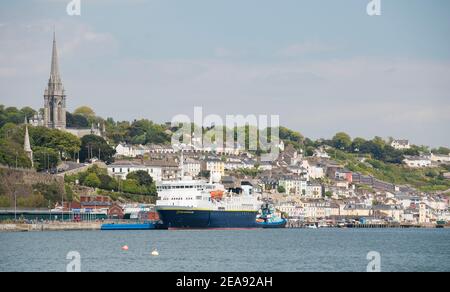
391,139 -> 410,150
115,143 -> 135,157
403,156 -> 432,168
430,153 -> 450,163
313,148 -> 330,159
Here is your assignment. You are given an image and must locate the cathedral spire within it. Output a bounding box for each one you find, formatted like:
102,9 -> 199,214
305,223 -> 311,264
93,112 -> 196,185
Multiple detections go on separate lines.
49,30 -> 62,85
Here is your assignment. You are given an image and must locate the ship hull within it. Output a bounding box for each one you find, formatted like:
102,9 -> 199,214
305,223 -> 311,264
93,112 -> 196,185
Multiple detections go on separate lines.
157,207 -> 258,229
256,219 -> 287,229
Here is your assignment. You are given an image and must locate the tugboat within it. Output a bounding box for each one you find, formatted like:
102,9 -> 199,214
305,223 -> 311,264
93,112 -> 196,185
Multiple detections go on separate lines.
256,203 -> 287,228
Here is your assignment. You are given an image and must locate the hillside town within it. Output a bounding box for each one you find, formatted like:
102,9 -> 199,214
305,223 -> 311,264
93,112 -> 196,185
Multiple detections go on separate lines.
1,32 -> 449,229
98,140 -> 449,226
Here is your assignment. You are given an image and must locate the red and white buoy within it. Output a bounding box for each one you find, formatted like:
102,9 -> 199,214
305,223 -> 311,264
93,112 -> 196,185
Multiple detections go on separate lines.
122,245 -> 129,251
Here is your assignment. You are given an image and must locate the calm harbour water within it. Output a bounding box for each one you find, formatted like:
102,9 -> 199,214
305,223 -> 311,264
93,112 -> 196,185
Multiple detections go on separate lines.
1,228 -> 449,272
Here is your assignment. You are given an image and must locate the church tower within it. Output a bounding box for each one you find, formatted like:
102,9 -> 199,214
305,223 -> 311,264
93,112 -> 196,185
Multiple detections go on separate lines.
44,32 -> 66,130
24,119 -> 33,167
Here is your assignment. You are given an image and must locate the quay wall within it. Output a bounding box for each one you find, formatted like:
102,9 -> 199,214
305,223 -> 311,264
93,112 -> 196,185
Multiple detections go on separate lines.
0,222 -> 102,232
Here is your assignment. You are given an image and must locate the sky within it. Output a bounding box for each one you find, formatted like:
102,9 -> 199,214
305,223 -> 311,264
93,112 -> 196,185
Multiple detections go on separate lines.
0,0 -> 449,147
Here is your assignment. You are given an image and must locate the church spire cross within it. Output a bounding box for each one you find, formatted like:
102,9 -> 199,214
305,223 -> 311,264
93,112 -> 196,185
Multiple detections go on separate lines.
49,31 -> 62,85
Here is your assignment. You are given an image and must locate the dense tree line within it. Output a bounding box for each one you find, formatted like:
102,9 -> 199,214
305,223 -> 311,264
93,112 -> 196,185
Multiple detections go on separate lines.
65,166 -> 157,197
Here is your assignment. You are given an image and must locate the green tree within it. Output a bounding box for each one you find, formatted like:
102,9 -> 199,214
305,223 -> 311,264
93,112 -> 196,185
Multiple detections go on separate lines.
128,119 -> 170,145
84,173 -> 101,188
127,170 -> 153,187
21,107 -> 37,121
277,185 -> 286,194
122,179 -> 141,194
432,147 -> 450,155
80,135 -> 116,163
33,147 -> 60,171
98,174 -> 117,190
29,126 -> 81,159
33,182 -> 64,204
64,184 -> 74,202
0,196 -> 11,208
66,112 -> 89,128
352,137 -> 366,152
332,132 -> 352,151
0,139 -> 32,168
74,106 -> 96,119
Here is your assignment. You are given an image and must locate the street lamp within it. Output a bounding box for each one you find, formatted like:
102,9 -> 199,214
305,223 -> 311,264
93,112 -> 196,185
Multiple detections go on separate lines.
14,190 -> 17,221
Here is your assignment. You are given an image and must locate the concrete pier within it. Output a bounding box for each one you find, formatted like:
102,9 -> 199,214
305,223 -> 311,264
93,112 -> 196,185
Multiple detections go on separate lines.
0,222 -> 102,232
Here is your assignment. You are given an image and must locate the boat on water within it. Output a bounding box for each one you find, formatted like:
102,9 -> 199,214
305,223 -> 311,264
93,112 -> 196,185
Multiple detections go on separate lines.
304,223 -> 318,229
256,203 -> 287,228
155,178 -> 261,229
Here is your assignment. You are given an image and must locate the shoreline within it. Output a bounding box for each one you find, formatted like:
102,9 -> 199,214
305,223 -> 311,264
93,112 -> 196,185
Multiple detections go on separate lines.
0,222 -> 447,232
0,222 -> 102,232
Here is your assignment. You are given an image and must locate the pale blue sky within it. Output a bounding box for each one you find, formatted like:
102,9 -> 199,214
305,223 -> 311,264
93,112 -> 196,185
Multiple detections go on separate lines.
0,0 -> 449,146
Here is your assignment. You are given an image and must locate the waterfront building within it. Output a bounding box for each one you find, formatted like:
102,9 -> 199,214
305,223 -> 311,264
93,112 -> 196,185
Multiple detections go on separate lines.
202,157 -> 225,178
183,158 -> 201,177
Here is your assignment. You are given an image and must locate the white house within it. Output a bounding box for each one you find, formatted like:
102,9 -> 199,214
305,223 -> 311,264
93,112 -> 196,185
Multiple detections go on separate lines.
115,143 -> 135,157
430,153 -> 450,163
183,158 -> 201,177
391,139 -> 410,150
276,202 -> 304,219
305,183 -> 322,199
403,156 -> 432,168
313,148 -> 330,159
108,160 -> 180,182
108,160 -> 163,181
278,177 -> 308,195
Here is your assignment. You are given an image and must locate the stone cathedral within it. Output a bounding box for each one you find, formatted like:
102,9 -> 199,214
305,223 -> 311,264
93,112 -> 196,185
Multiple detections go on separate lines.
44,32 -> 66,130
29,32 -> 104,138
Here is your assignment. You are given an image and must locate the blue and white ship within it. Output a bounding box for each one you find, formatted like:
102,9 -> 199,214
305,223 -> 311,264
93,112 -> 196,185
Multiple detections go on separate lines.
155,178 -> 261,229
